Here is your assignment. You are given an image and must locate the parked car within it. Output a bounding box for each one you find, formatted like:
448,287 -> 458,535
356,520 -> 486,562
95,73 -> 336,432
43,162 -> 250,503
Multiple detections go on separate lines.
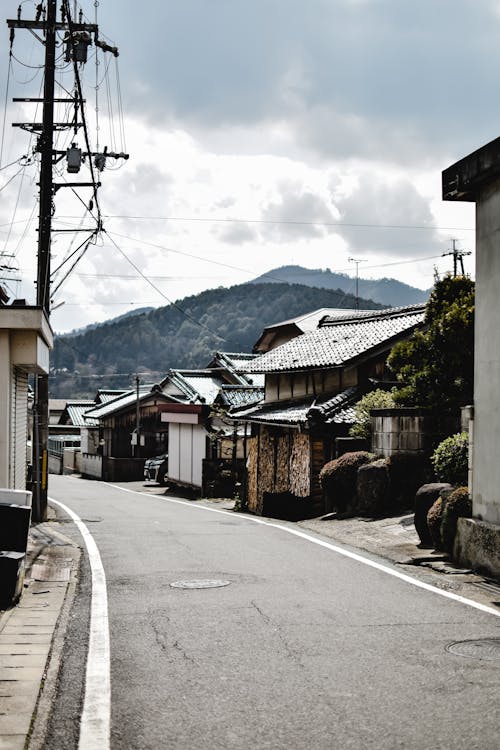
144,454 -> 168,485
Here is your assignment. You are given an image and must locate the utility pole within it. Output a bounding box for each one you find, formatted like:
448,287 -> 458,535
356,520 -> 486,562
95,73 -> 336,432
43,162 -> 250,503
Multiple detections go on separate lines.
7,2 -> 128,520
348,257 -> 366,310
135,375 -> 141,459
442,239 -> 471,277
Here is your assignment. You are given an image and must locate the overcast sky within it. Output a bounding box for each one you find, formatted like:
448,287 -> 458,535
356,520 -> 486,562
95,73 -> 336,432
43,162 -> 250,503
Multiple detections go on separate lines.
1,0 -> 493,332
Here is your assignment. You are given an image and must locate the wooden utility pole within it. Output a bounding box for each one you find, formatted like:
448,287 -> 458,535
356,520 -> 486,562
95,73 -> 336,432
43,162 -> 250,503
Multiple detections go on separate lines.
7,3 -> 127,519
442,239 -> 472,277
348,257 -> 366,310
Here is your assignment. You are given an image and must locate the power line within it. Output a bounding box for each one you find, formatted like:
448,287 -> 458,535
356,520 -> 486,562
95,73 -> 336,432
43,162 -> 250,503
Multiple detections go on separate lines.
101,214 -> 475,233
104,230 -> 226,343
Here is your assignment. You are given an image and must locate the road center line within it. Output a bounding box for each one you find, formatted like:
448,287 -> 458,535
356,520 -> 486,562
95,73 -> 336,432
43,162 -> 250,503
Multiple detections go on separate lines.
108,483 -> 500,620
49,497 -> 110,750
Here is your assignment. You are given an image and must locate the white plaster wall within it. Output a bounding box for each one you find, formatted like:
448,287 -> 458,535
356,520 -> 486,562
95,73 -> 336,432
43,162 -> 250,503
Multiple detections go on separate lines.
473,183 -> 500,524
167,422 -> 205,488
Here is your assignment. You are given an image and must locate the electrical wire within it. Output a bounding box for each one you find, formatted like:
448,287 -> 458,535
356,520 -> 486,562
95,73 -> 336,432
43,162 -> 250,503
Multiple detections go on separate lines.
0,165 -> 26,193
104,230 -> 225,342
100,214 -> 475,233
105,229 -> 442,281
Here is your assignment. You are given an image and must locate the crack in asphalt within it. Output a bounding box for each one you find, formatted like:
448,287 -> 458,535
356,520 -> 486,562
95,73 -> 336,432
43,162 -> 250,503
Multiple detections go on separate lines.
251,600 -> 304,668
150,617 -> 197,665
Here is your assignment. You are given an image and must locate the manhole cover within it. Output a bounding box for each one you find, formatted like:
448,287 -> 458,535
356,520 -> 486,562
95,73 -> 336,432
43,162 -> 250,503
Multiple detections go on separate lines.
446,638 -> 500,661
170,579 -> 231,590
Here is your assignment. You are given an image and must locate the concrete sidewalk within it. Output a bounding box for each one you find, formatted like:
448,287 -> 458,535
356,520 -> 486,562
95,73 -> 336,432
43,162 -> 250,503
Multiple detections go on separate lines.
0,516 -> 80,750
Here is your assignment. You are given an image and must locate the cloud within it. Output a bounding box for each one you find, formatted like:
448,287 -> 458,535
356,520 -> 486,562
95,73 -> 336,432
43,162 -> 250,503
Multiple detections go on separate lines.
260,183 -> 337,242
332,173 -> 441,258
97,0 -> 500,165
216,222 -> 258,245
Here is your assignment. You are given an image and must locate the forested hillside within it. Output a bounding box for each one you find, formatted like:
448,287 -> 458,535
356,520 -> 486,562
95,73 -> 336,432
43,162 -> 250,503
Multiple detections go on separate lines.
252,266 -> 430,307
51,282 -> 381,397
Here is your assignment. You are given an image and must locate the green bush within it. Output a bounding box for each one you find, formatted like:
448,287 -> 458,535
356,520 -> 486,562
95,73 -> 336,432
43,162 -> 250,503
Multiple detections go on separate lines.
386,453 -> 431,511
441,486 -> 472,553
427,497 -> 445,550
319,451 -> 373,515
431,432 -> 469,486
349,389 -> 396,441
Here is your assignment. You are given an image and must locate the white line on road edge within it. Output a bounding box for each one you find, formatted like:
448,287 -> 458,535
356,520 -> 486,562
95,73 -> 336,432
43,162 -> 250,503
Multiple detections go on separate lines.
109,483 -> 500,620
49,497 -> 110,750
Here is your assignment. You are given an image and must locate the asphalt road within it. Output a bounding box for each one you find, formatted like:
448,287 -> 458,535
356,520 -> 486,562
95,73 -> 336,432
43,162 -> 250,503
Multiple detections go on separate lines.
45,475 -> 500,750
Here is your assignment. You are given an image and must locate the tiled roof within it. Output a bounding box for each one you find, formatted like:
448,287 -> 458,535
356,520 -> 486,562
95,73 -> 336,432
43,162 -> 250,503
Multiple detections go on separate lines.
84,388 -> 151,420
244,305 -> 425,373
164,370 -> 226,405
95,389 -> 128,404
307,387 -> 360,425
259,308 -> 373,333
234,387 -> 361,428
61,401 -> 95,427
235,397 -> 314,427
216,385 -> 264,409
208,351 -> 264,386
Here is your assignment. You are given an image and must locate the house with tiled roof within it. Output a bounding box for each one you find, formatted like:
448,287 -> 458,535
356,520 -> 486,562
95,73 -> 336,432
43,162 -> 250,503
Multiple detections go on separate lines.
234,305 -> 426,518
252,308 -> 376,354
158,355 -> 264,492
80,385 -> 173,481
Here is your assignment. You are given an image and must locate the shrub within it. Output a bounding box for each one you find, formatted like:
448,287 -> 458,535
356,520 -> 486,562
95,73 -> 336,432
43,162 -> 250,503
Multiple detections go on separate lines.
356,459 -> 390,517
427,497 -> 445,550
441,486 -> 472,553
319,451 -> 373,515
349,389 -> 396,441
431,432 -> 469,486
386,453 -> 432,512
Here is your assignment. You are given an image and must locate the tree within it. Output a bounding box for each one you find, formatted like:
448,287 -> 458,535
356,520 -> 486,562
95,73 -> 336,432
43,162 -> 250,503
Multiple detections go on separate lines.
387,274 -> 474,411
349,389 -> 396,440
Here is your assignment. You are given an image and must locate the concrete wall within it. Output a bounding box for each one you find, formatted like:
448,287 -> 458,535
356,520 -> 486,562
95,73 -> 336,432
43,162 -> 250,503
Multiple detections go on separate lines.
62,448 -> 80,475
371,408 -> 459,457
472,182 -> 500,524
81,453 -> 102,479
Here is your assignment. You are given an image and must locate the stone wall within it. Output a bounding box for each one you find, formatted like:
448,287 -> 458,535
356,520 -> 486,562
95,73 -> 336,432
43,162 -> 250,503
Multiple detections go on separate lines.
371,408 -> 460,457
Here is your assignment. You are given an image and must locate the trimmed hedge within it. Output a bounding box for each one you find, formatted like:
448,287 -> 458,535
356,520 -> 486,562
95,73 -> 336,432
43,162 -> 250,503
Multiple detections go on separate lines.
441,486 -> 472,553
319,451 -> 373,515
431,432 -> 469,487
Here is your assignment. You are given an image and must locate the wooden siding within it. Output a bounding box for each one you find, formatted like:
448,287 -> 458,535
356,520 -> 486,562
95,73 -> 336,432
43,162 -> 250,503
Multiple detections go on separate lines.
310,437 -> 327,515
246,436 -> 258,512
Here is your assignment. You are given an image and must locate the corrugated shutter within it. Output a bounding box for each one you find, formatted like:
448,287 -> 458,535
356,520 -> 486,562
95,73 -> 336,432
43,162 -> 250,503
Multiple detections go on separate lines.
11,367 -> 28,488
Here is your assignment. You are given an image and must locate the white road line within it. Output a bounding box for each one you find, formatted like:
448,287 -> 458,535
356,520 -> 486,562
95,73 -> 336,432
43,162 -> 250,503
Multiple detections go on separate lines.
109,483 -> 500,620
49,497 -> 110,750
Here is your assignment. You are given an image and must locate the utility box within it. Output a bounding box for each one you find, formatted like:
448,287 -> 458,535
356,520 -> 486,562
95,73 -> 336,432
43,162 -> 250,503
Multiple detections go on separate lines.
0,503 -> 31,552
0,489 -> 32,608
0,551 -> 25,607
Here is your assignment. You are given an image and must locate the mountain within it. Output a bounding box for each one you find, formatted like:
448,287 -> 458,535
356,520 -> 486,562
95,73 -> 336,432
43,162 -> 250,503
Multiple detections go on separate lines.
60,307 -> 154,337
51,281 -> 382,398
251,265 -> 430,307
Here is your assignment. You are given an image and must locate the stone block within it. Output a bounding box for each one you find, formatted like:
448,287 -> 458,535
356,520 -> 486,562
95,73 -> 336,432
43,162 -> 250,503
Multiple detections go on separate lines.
454,517 -> 500,577
414,483 -> 452,547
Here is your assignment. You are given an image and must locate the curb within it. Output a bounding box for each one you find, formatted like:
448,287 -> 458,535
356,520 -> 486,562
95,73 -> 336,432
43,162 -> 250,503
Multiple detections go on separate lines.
0,521 -> 80,750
